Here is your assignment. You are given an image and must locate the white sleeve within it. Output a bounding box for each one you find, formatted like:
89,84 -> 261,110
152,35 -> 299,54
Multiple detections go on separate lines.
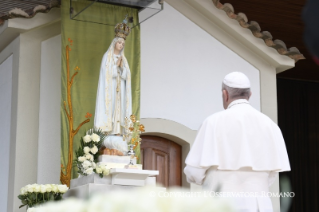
112,65 -> 118,78
184,165 -> 208,185
120,67 -> 127,80
268,171 -> 278,186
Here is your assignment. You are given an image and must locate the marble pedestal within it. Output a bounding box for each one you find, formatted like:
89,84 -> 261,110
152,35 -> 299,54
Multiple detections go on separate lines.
63,183 -> 136,199
98,155 -> 142,169
98,155 -> 136,164
64,169 -> 160,199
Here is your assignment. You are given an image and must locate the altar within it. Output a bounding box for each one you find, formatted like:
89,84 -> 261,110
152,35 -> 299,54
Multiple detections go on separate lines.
64,155 -> 161,199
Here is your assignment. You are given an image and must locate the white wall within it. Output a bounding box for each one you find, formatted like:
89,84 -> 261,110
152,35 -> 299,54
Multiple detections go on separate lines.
0,55 -> 13,212
0,36 -> 20,212
10,22 -> 60,212
140,3 -> 260,130
37,35 -> 61,184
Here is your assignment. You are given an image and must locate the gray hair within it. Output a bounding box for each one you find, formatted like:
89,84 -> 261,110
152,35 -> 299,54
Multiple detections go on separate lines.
222,83 -> 251,99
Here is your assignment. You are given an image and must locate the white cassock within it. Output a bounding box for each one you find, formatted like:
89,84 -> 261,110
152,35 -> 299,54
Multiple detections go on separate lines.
184,99 -> 290,212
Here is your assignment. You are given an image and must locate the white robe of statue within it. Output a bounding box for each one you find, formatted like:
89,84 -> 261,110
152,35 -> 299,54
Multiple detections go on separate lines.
94,37 -> 132,152
184,99 -> 290,212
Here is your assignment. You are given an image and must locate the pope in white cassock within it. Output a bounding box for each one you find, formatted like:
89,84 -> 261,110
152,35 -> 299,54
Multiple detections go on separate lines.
184,72 -> 290,212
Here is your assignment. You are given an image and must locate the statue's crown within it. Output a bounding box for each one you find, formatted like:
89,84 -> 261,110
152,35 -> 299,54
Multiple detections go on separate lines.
114,17 -> 131,40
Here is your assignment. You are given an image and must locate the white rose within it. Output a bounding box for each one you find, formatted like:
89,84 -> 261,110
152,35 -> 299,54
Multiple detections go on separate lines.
45,184 -> 52,192
96,167 -> 102,174
33,185 -> 40,193
90,145 -> 98,154
26,185 -> 33,193
78,156 -> 86,162
20,187 -> 26,195
57,185 -> 69,193
85,167 -> 94,175
83,146 -> 90,154
91,133 -> 100,142
51,184 -> 58,193
100,165 -> 110,176
85,154 -> 94,161
83,134 -> 92,143
82,160 -> 91,169
40,185 -> 47,193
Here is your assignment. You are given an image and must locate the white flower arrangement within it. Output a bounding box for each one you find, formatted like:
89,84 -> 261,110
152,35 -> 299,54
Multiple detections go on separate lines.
75,128 -> 110,178
28,187 -> 234,212
83,134 -> 91,143
91,145 -> 98,154
18,184 -> 68,210
91,133 -> 100,142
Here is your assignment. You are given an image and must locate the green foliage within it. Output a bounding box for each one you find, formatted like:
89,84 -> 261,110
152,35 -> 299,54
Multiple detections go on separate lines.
18,192 -> 64,209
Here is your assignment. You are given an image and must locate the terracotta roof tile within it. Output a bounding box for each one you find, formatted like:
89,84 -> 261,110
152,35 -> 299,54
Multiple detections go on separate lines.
212,0 -> 305,62
0,0 -> 305,62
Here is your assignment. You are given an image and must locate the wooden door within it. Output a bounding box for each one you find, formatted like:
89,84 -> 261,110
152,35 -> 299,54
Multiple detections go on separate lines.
140,135 -> 182,188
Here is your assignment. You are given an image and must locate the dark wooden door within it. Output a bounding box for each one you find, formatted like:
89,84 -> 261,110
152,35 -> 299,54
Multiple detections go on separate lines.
140,135 -> 182,188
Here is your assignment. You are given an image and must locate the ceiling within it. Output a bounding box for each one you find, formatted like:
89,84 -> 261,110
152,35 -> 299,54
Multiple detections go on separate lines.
222,0 -> 319,82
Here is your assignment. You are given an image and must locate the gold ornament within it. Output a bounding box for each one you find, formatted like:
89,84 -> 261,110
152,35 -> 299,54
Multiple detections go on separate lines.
139,124 -> 145,132
114,21 -> 130,40
130,115 -> 136,123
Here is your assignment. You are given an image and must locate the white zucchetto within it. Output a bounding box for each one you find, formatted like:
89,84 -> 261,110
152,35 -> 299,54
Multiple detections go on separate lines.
223,72 -> 251,88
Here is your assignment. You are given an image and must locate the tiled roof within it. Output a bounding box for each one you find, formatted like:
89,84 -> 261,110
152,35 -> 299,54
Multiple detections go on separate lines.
0,0 -> 60,25
212,0 -> 305,62
0,0 -> 305,62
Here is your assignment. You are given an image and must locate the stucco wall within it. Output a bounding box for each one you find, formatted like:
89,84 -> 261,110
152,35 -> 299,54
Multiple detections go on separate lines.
0,55 -> 13,212
37,34 -> 61,184
0,21 -> 61,212
0,36 -> 20,212
140,3 -> 261,131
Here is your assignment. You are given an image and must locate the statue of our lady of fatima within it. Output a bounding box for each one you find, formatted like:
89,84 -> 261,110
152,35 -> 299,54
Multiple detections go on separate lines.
94,17 -> 132,155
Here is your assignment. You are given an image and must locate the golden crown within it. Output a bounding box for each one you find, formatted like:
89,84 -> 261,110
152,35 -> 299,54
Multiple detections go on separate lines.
114,20 -> 131,40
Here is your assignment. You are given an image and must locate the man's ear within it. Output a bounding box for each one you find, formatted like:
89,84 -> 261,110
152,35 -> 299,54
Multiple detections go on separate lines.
249,91 -> 252,100
222,90 -> 228,102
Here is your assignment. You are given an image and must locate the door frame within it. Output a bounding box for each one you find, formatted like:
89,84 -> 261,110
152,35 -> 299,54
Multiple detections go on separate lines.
140,118 -> 198,189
